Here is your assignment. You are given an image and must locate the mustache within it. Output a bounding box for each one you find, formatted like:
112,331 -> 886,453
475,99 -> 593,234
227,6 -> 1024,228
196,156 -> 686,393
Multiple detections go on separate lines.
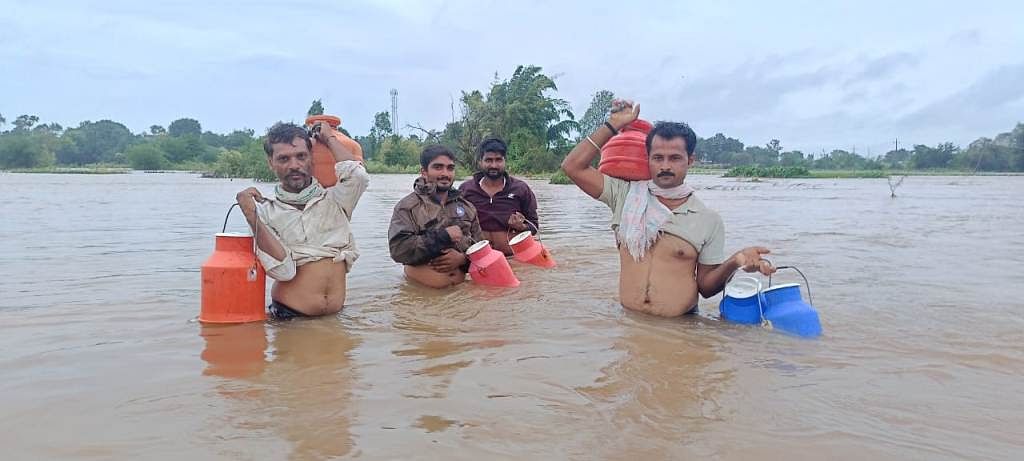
656,171 -> 675,177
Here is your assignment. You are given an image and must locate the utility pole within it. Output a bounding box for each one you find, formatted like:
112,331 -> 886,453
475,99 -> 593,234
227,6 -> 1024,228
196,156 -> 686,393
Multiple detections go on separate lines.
390,88 -> 399,135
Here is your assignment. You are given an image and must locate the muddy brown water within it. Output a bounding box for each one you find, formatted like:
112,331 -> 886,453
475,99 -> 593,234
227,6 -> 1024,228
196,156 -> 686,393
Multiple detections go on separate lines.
1,172 -> 1022,460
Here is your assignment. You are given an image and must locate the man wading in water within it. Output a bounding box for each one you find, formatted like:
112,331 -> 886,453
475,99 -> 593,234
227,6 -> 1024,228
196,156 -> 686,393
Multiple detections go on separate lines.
388,145 -> 482,288
458,137 -> 540,256
561,99 -> 775,317
235,122 -> 369,319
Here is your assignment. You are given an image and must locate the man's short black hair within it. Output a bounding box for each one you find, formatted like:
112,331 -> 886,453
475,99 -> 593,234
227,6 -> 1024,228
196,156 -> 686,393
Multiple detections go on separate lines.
645,121 -> 697,156
477,137 -> 508,160
263,122 -> 312,156
420,144 -> 457,169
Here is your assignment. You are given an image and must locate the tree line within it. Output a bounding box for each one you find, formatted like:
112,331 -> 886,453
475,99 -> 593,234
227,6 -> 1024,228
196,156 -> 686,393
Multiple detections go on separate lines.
2,64 -> 1022,175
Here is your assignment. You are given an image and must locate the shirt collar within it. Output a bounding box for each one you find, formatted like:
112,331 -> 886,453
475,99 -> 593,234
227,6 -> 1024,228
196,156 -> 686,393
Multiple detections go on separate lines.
478,174 -> 506,190
265,193 -> 326,209
668,193 -> 705,215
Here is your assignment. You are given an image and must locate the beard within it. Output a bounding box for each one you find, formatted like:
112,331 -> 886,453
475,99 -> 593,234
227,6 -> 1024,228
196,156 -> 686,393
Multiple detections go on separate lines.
433,177 -> 452,191
281,170 -> 311,192
485,168 -> 503,179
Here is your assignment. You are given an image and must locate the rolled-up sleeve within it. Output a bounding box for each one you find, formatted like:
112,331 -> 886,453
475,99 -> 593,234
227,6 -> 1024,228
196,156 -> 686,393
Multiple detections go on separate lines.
328,160 -> 370,218
255,206 -> 297,281
257,246 -> 296,281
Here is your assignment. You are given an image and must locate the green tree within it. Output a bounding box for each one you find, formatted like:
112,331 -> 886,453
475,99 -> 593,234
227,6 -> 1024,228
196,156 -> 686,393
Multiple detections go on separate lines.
911,143 -> 957,169
697,133 -> 744,164
958,123 -> 1024,172
366,111 -> 393,159
380,135 -> 420,166
444,90 -> 489,165
32,122 -> 63,135
745,146 -> 778,166
0,132 -> 55,168
729,151 -> 754,165
813,149 -> 875,170
441,65 -> 577,167
213,149 -> 246,177
124,143 -> 168,170
222,129 -> 256,150
168,118 -> 202,137
12,114 -> 39,131
372,111 -> 393,138
58,120 -> 132,164
577,90 -> 614,139
882,149 -> 911,169
779,150 -> 806,166
159,135 -> 206,163
149,125 -> 166,136
308,99 -> 325,116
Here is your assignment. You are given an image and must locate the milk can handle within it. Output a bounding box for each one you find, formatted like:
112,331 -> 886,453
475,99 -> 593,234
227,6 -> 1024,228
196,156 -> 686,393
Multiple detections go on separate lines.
509,218 -> 542,243
221,202 -> 260,267
222,203 -> 240,233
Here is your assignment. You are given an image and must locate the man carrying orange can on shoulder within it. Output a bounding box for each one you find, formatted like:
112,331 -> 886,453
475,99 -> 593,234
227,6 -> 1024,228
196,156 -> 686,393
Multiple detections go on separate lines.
235,122 -> 369,319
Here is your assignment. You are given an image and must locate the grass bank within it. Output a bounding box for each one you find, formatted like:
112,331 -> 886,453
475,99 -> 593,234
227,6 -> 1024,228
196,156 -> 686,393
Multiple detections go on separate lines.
5,166 -> 131,174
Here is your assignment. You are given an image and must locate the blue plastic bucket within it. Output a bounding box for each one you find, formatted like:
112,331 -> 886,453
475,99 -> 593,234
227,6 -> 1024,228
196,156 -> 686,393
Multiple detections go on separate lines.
720,276 -> 765,324
761,283 -> 822,338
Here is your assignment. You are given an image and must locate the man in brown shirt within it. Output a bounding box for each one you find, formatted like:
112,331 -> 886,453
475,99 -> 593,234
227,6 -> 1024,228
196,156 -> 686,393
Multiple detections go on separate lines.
388,145 -> 482,288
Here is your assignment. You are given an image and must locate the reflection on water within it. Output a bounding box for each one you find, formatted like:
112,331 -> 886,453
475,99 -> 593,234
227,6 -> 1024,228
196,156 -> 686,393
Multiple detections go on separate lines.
200,323 -> 268,379
1,172 -> 1023,459
260,321 -> 358,460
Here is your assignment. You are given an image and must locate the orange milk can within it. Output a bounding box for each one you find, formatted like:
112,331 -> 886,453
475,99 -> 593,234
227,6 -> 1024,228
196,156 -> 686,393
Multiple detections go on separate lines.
200,232 -> 266,323
305,115 -> 364,187
599,119 -> 653,181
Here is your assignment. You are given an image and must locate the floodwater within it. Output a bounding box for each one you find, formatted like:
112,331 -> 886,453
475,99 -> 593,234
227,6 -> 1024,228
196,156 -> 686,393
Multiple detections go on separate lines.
1,171 -> 1022,460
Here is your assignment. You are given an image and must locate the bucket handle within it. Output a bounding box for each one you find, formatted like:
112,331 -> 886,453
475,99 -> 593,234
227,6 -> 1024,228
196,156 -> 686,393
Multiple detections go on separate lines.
724,259 -> 814,306
722,272 -> 768,324
767,262 -> 814,305
508,218 -> 543,244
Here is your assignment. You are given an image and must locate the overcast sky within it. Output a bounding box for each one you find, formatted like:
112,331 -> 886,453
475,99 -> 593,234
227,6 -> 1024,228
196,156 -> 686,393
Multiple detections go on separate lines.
3,0 -> 1022,155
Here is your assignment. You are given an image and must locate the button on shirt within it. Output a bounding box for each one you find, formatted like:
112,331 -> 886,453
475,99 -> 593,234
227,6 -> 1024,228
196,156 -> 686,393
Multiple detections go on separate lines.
255,161 -> 370,281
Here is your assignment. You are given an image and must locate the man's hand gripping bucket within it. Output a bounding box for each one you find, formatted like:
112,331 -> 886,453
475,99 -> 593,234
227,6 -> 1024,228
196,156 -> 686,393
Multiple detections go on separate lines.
720,264 -> 822,338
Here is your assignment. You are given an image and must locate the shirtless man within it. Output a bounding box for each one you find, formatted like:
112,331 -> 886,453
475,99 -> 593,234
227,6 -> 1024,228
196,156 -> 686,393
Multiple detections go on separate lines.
235,122 -> 368,319
458,138 -> 539,255
561,99 -> 775,317
388,145 -> 482,288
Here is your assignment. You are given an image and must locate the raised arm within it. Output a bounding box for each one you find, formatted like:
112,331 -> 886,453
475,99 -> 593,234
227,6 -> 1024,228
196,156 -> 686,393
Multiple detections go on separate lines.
560,99 -> 639,199
314,123 -> 361,163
